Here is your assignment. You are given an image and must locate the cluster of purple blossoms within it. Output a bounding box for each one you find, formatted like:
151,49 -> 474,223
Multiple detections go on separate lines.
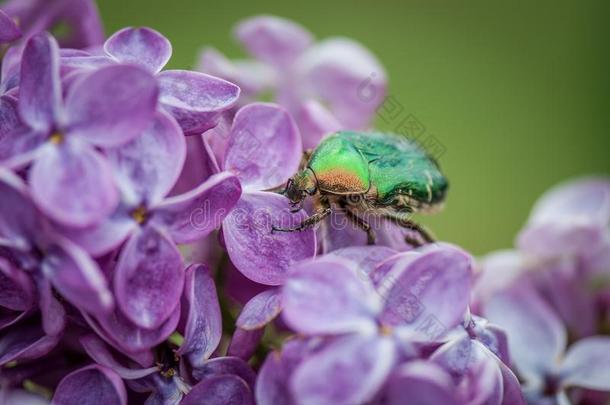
1,3 -> 609,405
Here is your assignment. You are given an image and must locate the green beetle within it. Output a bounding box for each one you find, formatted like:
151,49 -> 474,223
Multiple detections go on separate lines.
274,130 -> 448,245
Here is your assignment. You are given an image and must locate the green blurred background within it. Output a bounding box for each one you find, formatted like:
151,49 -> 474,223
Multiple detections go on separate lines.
98,0 -> 609,255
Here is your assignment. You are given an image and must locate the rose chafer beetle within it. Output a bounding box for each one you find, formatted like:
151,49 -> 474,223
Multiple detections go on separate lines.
274,130 -> 448,245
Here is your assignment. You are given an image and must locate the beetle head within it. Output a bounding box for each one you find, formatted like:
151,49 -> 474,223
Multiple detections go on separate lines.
284,168 -> 317,211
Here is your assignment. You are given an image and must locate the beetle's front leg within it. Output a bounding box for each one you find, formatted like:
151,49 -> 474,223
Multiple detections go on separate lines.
272,207 -> 331,233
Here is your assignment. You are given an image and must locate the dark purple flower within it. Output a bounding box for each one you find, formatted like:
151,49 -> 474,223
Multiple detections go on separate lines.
80,264 -> 255,404
52,364 -> 127,405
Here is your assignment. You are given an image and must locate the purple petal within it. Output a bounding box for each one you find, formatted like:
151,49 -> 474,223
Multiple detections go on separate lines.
384,361 -> 460,405
378,244 -> 473,335
0,257 -> 34,312
114,225 -> 183,329
255,338 -> 326,405
227,328 -> 264,361
30,140 -> 118,227
182,375 -> 253,405
290,334 -> 396,405
107,110 -> 186,206
1,46 -> 21,92
42,235 -> 113,315
430,331 -> 507,405
469,316 -> 511,366
499,360 -> 527,405
158,69 -> 240,135
325,245 -> 398,278
104,27 -> 172,74
236,288 -> 282,330
456,342 -> 504,405
256,350 -> 292,405
152,172 -> 241,244
0,96 -> 46,169
191,356 -> 256,390
560,336 -> 610,390
18,32 -> 61,132
177,264 -> 222,368
235,15 -> 313,67
483,283 -> 566,384
60,54 -> 115,75
534,258 -> 597,338
197,47 -> 274,99
0,168 -> 41,246
3,0 -> 104,49
295,100 -> 341,150
88,303 -> 180,354
224,103 -> 301,191
473,250 -> 527,307
170,133 -> 220,196
53,365 -> 127,405
295,37 -> 387,129
222,191 -> 316,285
0,9 -> 20,42
80,334 -> 158,380
282,256 -> 380,335
65,64 -> 159,148
370,251 -> 419,288
37,277 -> 66,336
56,208 -> 137,257
518,177 -> 610,257
0,321 -> 60,366
201,112 -> 232,173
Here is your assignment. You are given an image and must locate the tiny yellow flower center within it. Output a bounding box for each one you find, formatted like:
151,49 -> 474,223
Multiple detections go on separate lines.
131,206 -> 148,224
379,324 -> 393,336
158,367 -> 176,378
49,132 -> 64,145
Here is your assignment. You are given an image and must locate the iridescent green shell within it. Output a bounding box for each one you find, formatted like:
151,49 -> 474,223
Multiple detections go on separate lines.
307,133 -> 370,194
308,131 -> 448,208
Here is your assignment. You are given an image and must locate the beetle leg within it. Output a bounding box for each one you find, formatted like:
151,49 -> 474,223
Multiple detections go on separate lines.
343,208 -> 376,245
382,213 -> 435,245
271,207 -> 332,233
338,199 -> 376,245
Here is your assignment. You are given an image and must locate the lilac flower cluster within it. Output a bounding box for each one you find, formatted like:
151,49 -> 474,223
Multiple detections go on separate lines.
1,3 -> 609,405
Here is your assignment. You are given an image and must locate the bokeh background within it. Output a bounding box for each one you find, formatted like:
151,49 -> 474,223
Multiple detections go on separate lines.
98,0 -> 609,255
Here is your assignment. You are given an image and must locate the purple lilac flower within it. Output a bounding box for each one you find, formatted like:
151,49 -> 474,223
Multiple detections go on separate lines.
475,177 -> 610,337
76,264 -> 256,404
57,117 -> 241,346
0,168 -> 112,365
483,282 -> 610,403
269,243 -> 474,404
1,0 -> 103,49
211,102 -> 316,286
1,32 -> 159,227
198,15 -> 387,148
62,26 -> 242,135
